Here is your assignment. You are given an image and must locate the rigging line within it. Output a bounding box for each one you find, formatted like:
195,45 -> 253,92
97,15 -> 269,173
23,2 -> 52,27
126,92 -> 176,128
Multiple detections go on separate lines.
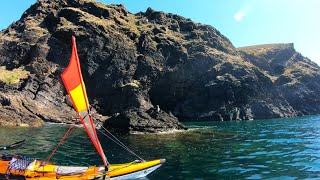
98,128 -> 144,161
94,120 -> 137,155
94,128 -> 130,155
93,120 -> 143,160
96,128 -> 145,162
45,126 -> 76,164
89,114 -> 145,161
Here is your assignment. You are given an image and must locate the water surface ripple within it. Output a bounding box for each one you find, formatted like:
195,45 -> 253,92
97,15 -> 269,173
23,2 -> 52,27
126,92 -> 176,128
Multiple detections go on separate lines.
1,115 -> 320,179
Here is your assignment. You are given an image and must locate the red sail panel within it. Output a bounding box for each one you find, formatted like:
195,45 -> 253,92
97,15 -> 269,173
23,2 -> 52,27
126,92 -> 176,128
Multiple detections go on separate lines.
61,36 -> 88,113
61,36 -> 108,167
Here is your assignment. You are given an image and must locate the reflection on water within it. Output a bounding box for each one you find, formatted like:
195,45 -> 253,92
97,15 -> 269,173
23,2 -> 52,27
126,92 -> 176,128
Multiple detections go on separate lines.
1,115 -> 320,179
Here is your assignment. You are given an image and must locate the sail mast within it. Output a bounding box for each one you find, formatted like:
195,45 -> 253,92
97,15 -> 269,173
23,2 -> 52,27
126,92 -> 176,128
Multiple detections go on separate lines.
61,36 -> 108,167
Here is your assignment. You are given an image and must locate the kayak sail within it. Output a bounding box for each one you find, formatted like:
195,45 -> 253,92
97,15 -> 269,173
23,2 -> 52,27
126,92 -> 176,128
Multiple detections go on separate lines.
61,36 -> 108,167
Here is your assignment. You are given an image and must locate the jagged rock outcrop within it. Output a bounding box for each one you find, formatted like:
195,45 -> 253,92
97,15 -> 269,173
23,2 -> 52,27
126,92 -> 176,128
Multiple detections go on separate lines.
0,0 -> 320,132
238,43 -> 320,117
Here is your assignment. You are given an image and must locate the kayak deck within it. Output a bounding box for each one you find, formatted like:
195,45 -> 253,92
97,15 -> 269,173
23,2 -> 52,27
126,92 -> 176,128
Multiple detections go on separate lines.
0,158 -> 165,179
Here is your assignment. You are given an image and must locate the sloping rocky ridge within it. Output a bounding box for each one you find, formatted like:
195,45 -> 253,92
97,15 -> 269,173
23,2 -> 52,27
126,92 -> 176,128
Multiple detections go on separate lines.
238,43 -> 320,117
0,0 -> 319,132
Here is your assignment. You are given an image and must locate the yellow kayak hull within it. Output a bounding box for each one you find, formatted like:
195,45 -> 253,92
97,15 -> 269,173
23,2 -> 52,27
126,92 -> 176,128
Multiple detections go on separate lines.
0,159 -> 165,179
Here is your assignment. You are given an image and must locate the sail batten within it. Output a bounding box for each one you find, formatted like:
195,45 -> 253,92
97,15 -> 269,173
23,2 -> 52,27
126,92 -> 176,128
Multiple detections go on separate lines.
61,36 -> 108,167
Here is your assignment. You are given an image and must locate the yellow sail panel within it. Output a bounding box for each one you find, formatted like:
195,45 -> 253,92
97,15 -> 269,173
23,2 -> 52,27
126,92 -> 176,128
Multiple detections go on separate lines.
69,83 -> 87,112
61,36 -> 89,113
61,36 -> 109,167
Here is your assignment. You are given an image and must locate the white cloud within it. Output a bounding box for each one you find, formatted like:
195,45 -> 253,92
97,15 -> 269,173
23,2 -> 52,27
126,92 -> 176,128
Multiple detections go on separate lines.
233,3 -> 253,22
233,11 -> 245,22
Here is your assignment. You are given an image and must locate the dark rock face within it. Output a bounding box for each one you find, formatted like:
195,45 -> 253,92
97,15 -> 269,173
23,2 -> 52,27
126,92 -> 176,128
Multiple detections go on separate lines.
0,0 -> 320,132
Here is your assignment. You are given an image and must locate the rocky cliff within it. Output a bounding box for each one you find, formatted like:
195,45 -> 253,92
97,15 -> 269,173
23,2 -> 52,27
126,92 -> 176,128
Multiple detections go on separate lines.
0,0 -> 320,132
238,43 -> 320,118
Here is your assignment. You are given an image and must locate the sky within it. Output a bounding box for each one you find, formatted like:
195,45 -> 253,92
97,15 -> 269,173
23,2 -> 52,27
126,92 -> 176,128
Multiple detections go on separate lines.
0,0 -> 319,64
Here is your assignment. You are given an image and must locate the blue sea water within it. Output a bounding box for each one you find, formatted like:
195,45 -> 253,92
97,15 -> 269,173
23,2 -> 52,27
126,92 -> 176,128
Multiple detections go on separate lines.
1,115 -> 320,179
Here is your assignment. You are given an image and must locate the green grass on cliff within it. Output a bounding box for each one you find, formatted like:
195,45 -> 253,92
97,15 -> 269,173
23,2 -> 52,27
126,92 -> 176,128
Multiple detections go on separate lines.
0,66 -> 29,85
